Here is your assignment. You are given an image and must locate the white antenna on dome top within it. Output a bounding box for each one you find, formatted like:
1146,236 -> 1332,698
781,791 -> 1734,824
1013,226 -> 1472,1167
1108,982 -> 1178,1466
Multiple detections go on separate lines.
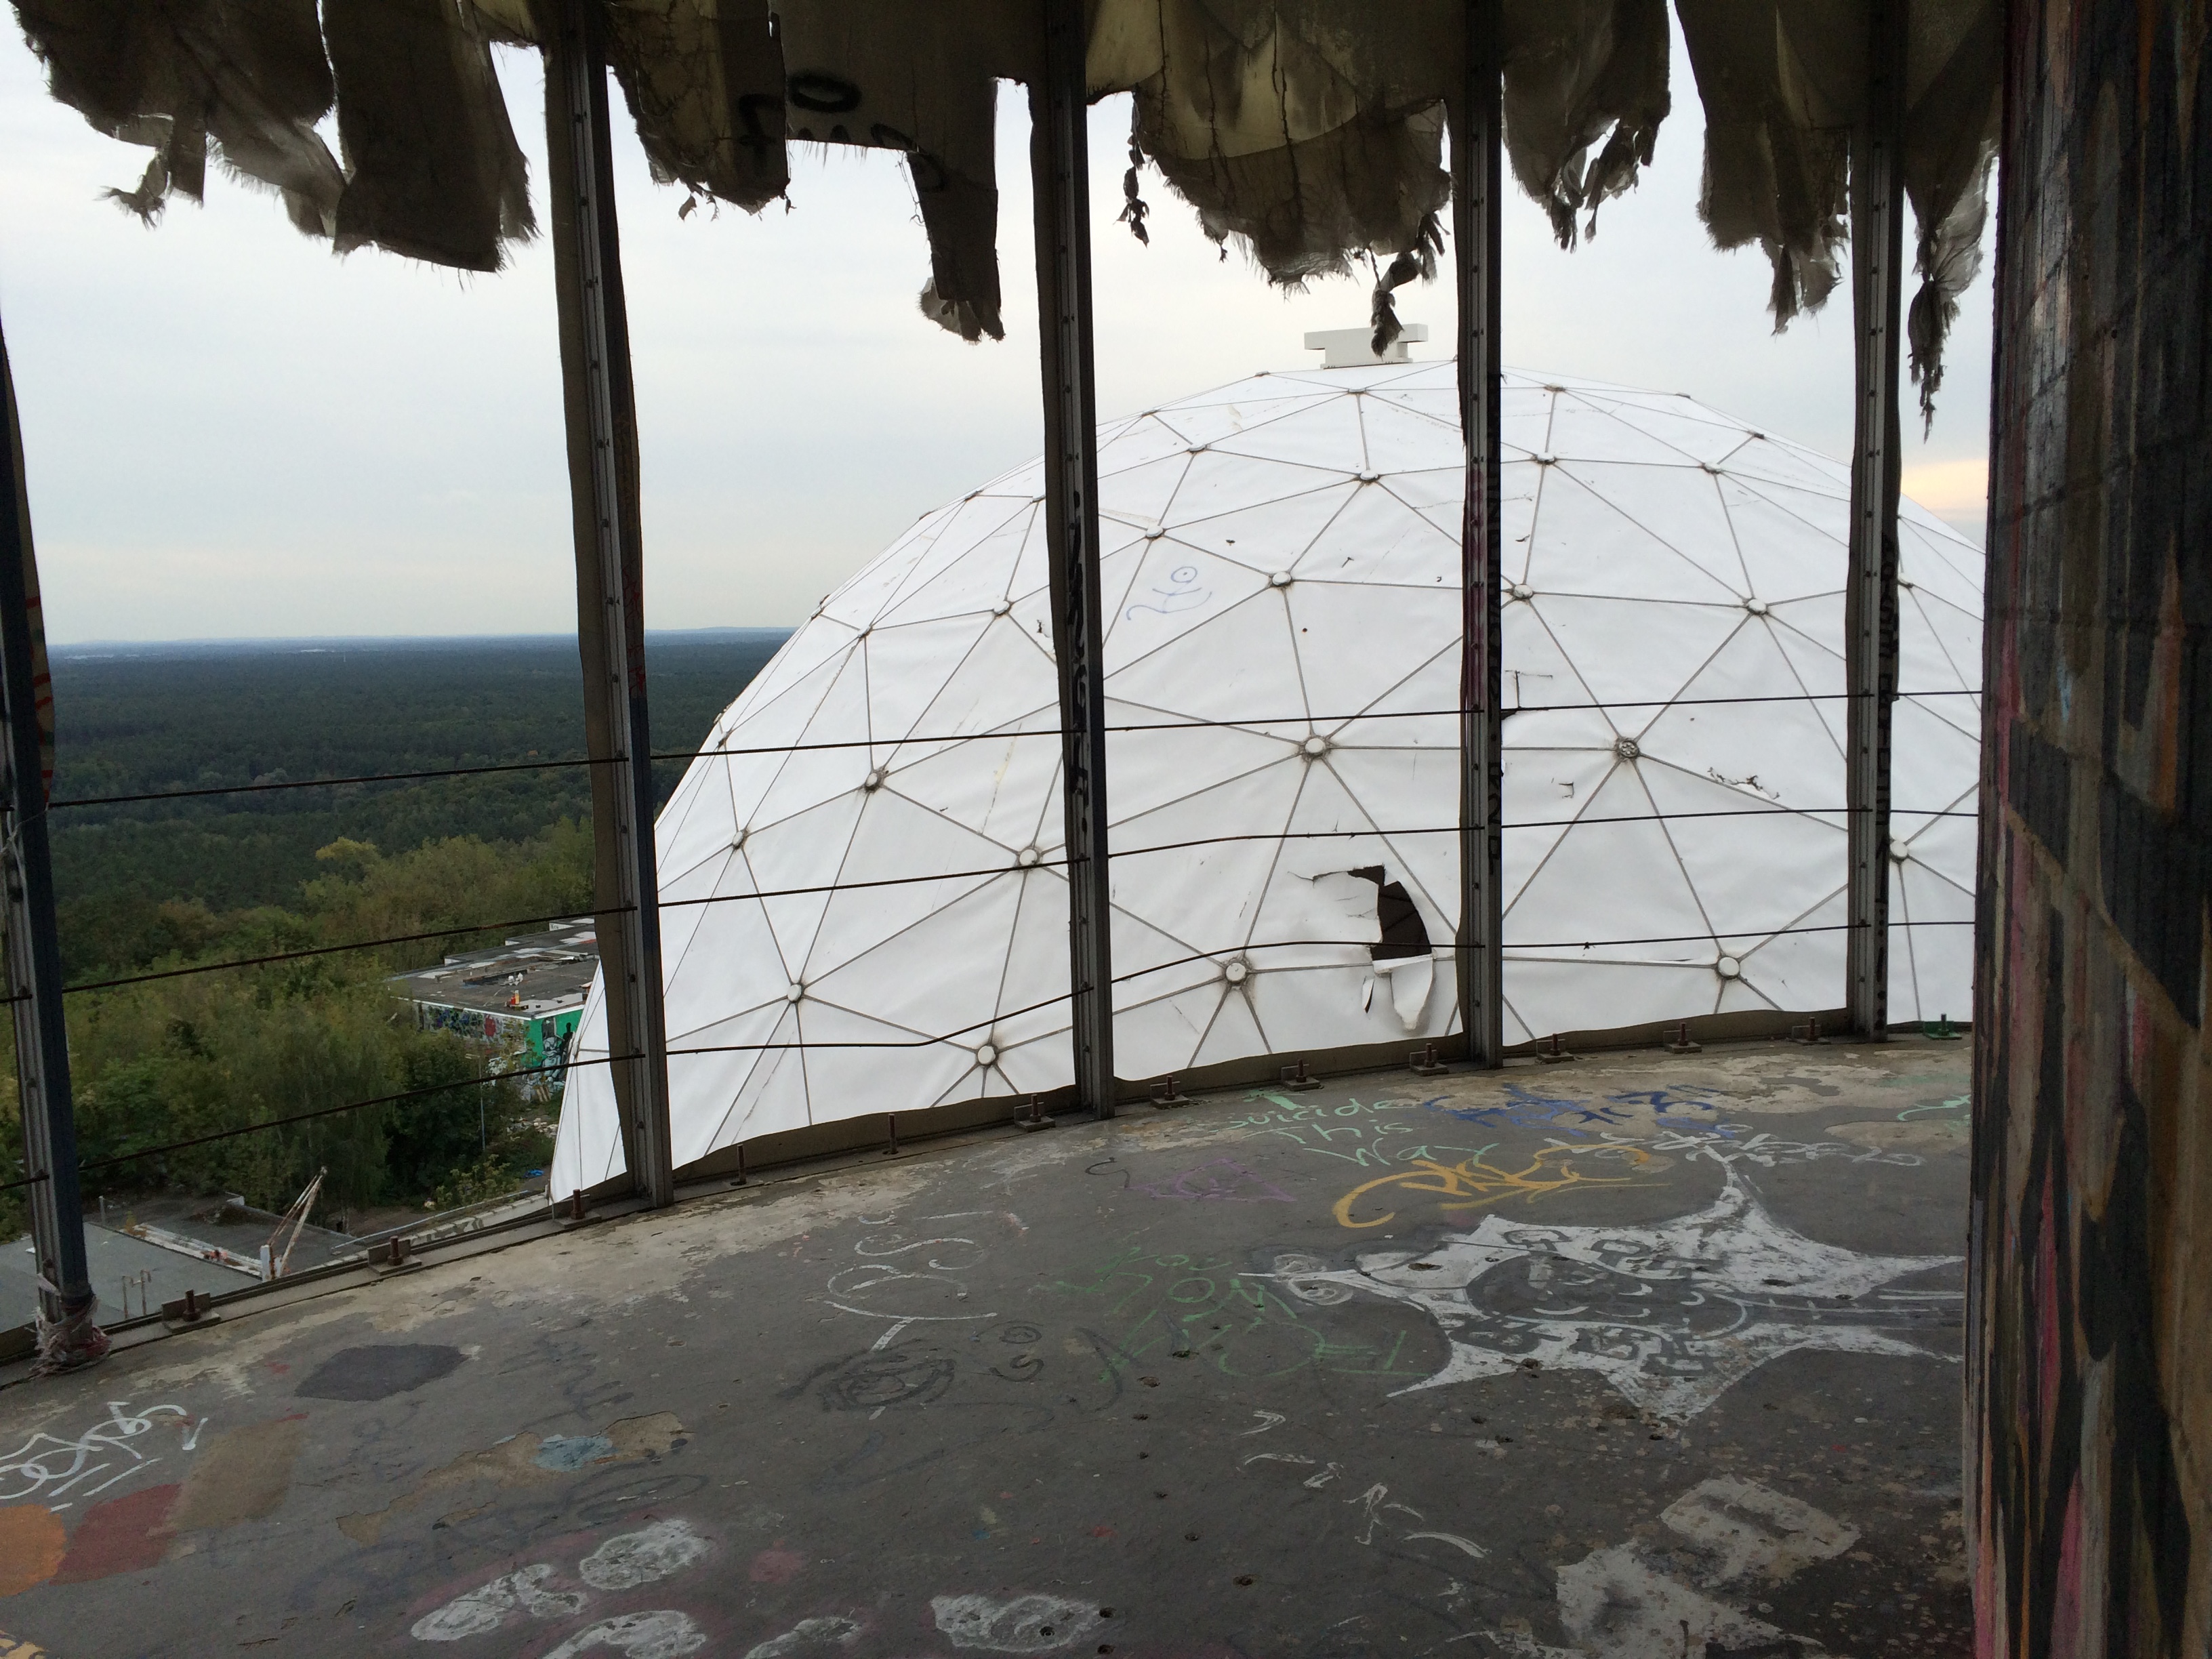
1303,323 -> 1429,369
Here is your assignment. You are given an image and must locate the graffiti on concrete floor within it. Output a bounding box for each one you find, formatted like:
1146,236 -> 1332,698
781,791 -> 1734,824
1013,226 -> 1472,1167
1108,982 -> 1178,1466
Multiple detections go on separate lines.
1332,1144 -> 1657,1229
1275,1171 -> 1963,1420
932,1593 -> 1101,1653
0,1401 -> 194,1507
1128,1158 -> 1292,1203
1055,1246 -> 1430,1380
411,1517 -> 712,1649
823,1212 -> 1025,1351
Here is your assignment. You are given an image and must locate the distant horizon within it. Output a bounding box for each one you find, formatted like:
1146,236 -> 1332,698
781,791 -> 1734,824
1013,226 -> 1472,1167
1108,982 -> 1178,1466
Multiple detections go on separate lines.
49,626 -> 798,655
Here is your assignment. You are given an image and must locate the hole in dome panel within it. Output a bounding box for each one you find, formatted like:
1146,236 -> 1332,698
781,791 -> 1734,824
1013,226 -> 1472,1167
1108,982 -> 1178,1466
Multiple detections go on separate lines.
1529,593 -> 1750,736
1293,483 -> 1460,589
803,798 -> 1022,983
1524,469 -> 1747,604
1105,544 -> 1276,657
1162,481 -> 1356,571
1640,622 -> 1851,804
1315,743 -> 1460,928
1557,459 -> 1751,596
1248,956 -> 1447,1052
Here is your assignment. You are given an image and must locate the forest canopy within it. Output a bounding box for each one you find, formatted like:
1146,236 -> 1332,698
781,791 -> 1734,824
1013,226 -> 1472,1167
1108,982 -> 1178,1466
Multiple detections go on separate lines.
0,631 -> 786,1239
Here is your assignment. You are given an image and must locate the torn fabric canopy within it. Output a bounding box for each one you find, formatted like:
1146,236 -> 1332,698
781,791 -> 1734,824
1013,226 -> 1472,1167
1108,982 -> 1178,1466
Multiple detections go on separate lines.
10,0 -> 1997,393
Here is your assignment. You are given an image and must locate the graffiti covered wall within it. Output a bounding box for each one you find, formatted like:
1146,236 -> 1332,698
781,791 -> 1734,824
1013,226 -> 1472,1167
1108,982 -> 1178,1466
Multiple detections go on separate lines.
1973,2 -> 2212,1652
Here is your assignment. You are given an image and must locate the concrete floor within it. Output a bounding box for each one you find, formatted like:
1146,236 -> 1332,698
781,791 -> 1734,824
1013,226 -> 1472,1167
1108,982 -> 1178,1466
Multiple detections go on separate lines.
0,1037 -> 1973,1658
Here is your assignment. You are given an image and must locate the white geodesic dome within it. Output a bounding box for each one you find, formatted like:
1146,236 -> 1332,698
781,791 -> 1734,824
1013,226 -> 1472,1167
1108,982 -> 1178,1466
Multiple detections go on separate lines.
552,360 -> 1982,1195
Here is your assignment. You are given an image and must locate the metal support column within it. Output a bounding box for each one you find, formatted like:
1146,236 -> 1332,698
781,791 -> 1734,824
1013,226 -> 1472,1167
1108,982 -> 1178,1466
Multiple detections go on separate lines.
0,318 -> 95,1335
1845,0 -> 1907,1042
1452,1 -> 1506,1067
544,0 -> 676,1203
1030,0 -> 1115,1117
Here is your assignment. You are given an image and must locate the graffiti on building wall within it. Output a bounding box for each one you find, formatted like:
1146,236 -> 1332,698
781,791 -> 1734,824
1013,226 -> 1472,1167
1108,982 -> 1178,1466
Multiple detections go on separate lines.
1973,4 -> 2212,1652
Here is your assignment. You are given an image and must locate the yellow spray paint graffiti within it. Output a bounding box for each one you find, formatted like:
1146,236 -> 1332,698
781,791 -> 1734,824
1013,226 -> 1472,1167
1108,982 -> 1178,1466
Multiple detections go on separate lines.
1332,1144 -> 1654,1229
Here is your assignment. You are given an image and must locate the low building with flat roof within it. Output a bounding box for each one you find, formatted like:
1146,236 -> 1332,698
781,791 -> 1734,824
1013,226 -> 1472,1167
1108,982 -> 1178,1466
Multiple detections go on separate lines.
390,921 -> 598,1092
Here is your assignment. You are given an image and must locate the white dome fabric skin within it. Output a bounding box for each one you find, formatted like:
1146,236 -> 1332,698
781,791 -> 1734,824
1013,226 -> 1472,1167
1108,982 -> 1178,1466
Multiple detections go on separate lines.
552,361 -> 1983,1197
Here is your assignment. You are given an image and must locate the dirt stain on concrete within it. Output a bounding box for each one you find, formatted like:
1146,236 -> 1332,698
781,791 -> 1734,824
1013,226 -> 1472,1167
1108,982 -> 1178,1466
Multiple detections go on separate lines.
52,1483 -> 182,1583
169,1417 -> 306,1532
0,1505 -> 66,1596
337,1412 -> 685,1545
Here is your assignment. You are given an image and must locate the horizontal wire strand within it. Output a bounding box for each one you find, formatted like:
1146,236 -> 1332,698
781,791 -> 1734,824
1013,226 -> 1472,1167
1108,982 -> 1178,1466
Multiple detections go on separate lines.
49,688 -> 1984,811
58,803 -> 1977,996
7,914 -> 1982,1191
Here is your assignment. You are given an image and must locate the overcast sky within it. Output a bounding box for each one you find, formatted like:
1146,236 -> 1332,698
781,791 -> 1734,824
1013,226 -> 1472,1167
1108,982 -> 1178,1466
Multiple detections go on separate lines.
0,20 -> 1994,645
